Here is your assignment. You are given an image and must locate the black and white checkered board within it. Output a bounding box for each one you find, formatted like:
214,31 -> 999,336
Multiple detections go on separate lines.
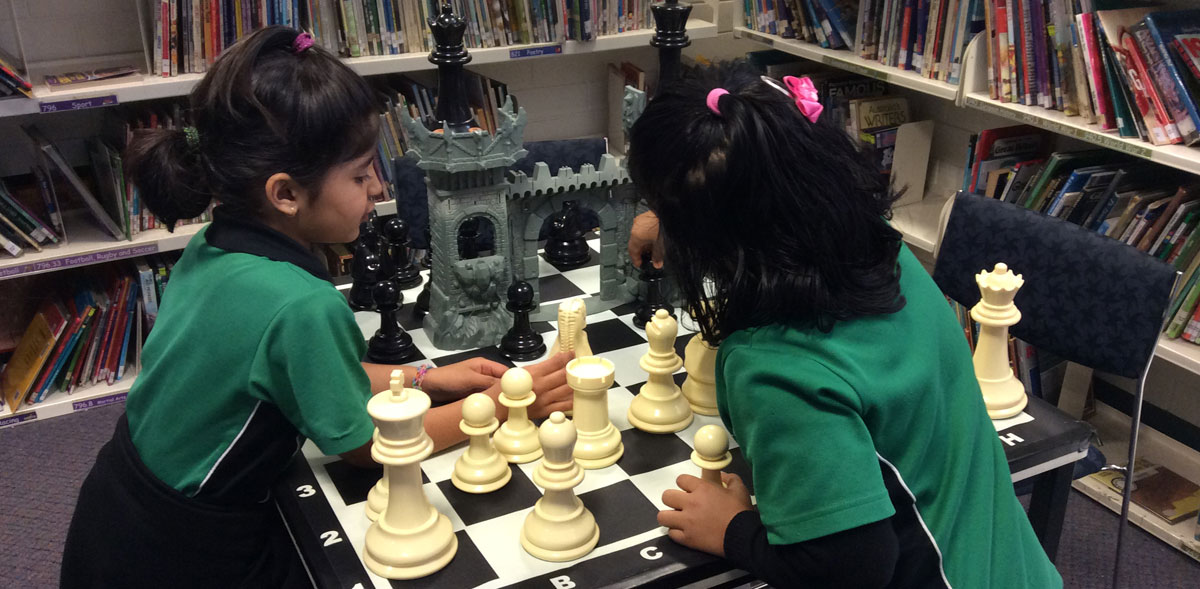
278,239 -> 759,588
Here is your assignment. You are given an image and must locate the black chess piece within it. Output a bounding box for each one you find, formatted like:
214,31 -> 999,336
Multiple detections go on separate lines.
458,217 -> 481,260
366,279 -> 416,363
499,280 -> 545,361
544,200 -> 590,269
374,225 -> 396,284
357,217 -> 381,254
420,226 -> 433,270
348,234 -> 382,312
633,252 -> 674,329
383,216 -> 422,290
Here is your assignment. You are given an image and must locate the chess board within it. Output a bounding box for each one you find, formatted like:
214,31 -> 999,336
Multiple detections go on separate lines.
277,241 -> 762,589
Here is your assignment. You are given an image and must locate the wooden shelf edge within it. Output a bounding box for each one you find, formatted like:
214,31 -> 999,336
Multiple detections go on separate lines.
733,27 -> 960,101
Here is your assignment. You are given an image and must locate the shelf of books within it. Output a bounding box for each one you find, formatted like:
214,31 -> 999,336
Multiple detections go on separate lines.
0,20 -> 717,120
962,92 -> 1200,178
733,27 -> 961,101
1073,401 -> 1200,563
0,211 -> 205,282
0,370 -> 136,428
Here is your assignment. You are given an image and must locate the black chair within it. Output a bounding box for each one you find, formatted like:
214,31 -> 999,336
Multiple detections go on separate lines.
932,192 -> 1178,587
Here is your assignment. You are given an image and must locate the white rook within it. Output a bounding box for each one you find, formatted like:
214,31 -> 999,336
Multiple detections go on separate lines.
566,357 -> 623,469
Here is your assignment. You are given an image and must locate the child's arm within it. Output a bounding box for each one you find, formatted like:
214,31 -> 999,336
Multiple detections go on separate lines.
343,353 -> 575,464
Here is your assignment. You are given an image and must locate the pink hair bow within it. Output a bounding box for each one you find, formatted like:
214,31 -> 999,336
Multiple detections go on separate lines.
783,76 -> 823,123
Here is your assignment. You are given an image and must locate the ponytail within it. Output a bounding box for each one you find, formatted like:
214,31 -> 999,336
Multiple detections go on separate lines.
124,127 -> 213,231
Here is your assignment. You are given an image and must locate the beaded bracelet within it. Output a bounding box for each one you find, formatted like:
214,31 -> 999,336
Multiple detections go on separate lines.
412,364 -> 430,390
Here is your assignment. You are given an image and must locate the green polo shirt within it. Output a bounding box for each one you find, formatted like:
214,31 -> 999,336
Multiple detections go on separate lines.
716,245 -> 1061,588
126,209 -> 374,503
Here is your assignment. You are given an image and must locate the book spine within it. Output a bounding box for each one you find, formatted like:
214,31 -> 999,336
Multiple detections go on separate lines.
1140,18 -> 1200,145
1167,274 -> 1200,338
1124,31 -> 1182,145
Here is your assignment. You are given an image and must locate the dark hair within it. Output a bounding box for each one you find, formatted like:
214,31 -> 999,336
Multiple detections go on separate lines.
125,27 -> 380,230
627,61 -> 905,344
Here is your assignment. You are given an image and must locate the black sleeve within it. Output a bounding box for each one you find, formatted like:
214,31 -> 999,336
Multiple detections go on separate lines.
723,510 -> 899,588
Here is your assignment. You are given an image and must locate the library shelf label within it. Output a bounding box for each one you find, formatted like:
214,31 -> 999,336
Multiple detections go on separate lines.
510,44 -> 563,59
39,95 -> 118,113
0,243 -> 160,278
72,393 -> 128,412
0,412 -> 37,428
963,96 -> 1154,160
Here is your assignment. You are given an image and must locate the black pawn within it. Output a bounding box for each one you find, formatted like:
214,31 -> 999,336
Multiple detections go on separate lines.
366,279 -> 416,363
544,200 -> 590,269
500,281 -> 545,361
384,216 -> 422,290
634,252 -> 674,329
348,237 -> 381,311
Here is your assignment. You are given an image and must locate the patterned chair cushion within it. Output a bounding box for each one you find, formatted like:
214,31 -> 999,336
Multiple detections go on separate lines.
932,192 -> 1178,379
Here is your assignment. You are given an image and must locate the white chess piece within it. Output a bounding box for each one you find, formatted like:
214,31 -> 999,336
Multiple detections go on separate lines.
493,367 -> 543,463
628,309 -> 694,433
451,393 -> 512,493
363,371 -> 457,579
691,425 -> 732,486
971,263 -> 1028,419
681,333 -> 719,416
521,411 -> 600,562
566,356 -> 624,469
549,298 -> 592,357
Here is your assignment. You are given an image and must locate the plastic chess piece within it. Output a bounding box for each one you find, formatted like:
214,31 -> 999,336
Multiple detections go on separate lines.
348,235 -> 382,312
972,263 -> 1028,419
628,309 -> 694,433
544,200 -> 591,269
681,333 -> 719,416
451,393 -> 512,493
366,279 -> 417,363
363,371 -> 457,579
692,425 -> 732,486
383,216 -> 423,290
566,356 -> 623,469
633,252 -> 673,329
500,281 -> 546,362
493,367 -> 543,463
548,298 -> 592,358
520,411 -> 600,562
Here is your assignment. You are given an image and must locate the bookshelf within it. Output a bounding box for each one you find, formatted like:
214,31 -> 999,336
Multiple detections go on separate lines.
731,27 -> 961,101
0,20 -> 718,119
1073,401 -> 1200,563
0,369 -> 136,428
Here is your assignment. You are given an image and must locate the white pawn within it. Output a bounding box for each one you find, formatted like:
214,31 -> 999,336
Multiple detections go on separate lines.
521,412 -> 600,562
451,393 -> 512,493
628,309 -> 694,433
681,334 -> 719,416
692,425 -> 732,486
363,371 -> 457,579
493,367 -> 543,463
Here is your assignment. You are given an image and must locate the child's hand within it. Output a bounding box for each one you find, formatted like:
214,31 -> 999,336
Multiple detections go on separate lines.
523,351 -> 575,419
421,358 -> 508,403
658,473 -> 753,557
628,211 -> 663,269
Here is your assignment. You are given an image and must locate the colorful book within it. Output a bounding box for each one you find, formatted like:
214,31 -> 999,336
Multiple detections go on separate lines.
0,300 -> 69,411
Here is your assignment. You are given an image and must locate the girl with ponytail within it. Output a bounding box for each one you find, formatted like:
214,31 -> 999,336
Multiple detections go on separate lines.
61,26 -> 572,587
636,62 -> 1061,588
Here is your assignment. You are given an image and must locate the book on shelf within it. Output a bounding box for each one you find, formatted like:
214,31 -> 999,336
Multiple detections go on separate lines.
20,125 -> 126,241
968,125 -> 1049,196
0,45 -> 32,98
0,300 -> 69,411
1089,459 -> 1200,525
43,65 -> 139,91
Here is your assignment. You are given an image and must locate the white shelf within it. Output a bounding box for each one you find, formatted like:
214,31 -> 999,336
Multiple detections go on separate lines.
1156,337 -> 1200,376
0,212 -> 205,281
1072,401 -> 1200,563
0,20 -> 717,118
892,192 -> 953,255
0,370 -> 136,428
732,27 -> 961,101
962,92 -> 1200,177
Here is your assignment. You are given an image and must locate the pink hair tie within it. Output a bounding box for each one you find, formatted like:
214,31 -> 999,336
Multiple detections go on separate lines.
706,88 -> 729,115
292,32 -> 315,54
